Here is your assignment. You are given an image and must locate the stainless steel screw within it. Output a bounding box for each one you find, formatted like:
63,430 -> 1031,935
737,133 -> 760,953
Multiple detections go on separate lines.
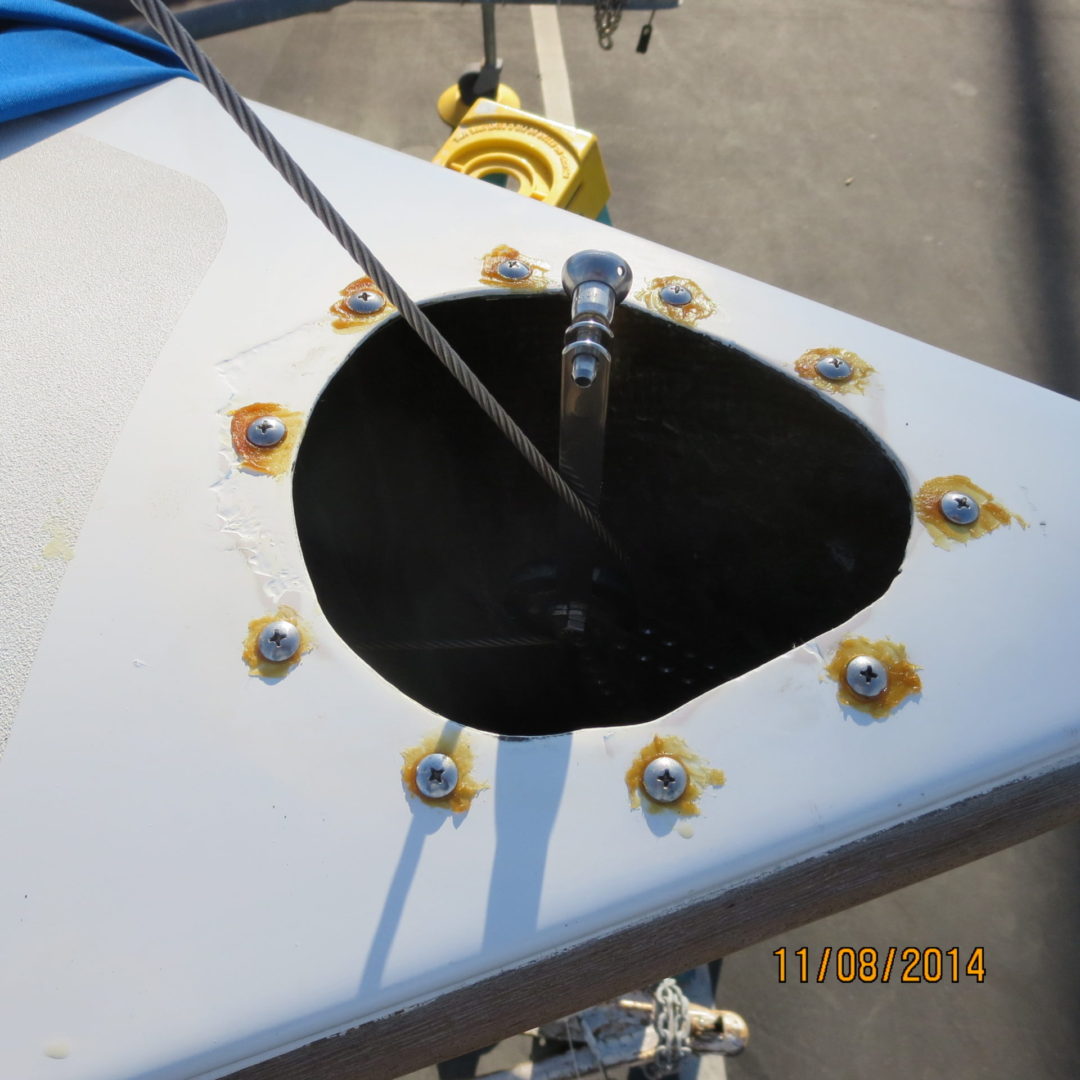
416,753 -> 458,799
346,289 -> 386,314
845,655 -> 887,698
940,491 -> 980,525
659,283 -> 693,307
815,353 -> 853,381
642,755 -> 688,803
246,415 -> 287,447
497,258 -> 532,281
258,619 -> 301,662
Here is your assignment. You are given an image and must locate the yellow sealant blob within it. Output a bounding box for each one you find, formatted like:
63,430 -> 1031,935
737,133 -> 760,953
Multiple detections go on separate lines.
329,276 -> 395,333
479,243 -> 551,290
826,636 -> 921,718
242,606 -> 312,678
229,402 -> 304,477
914,475 -> 1026,550
794,347 -> 875,394
635,276 -> 717,327
625,734 -> 725,818
401,730 -> 488,814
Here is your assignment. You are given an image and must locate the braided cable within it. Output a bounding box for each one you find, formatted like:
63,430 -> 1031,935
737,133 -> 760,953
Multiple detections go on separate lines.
127,0 -> 626,564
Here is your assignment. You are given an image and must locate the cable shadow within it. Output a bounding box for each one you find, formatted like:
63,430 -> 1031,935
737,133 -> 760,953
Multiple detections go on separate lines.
1004,0 -> 1080,399
354,806 -> 448,995
481,734 -> 572,958
355,722 -> 465,996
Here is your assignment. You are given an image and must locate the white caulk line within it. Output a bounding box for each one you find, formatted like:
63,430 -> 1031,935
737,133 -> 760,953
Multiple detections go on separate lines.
530,4 -> 576,128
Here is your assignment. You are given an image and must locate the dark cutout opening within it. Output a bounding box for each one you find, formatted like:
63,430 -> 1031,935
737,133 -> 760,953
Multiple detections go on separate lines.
481,172 -> 521,193
294,294 -> 910,736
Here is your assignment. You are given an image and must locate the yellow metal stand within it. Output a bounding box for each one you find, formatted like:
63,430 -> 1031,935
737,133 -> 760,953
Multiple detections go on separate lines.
432,98 -> 612,221
437,81 -> 521,128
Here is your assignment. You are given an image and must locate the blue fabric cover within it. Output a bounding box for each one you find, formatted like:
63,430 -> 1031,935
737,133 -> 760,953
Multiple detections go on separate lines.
0,0 -> 193,124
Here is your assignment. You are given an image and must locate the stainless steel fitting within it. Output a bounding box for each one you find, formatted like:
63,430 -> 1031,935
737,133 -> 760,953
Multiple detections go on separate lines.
560,251 -> 631,387
562,250 -> 633,325
553,251 -> 633,629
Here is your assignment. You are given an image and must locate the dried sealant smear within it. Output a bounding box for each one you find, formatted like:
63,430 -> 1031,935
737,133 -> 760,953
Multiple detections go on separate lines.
329,276 -> 395,332
826,636 -> 922,718
242,605 -> 312,678
41,518 -> 75,562
401,731 -> 487,813
229,402 -> 304,477
635,276 -> 717,327
479,244 -> 551,290
794,346 -> 875,394
915,474 -> 1027,550
625,733 -> 725,817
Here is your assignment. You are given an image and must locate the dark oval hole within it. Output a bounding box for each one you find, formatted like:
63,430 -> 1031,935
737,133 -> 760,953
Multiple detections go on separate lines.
294,294 -> 911,736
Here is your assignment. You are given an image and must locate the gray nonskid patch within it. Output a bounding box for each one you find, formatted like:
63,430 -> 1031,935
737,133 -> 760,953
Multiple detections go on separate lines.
0,128 -> 227,756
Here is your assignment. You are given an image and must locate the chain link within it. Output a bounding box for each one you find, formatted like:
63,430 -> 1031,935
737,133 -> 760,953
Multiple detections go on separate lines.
646,978 -> 692,1078
594,0 -> 625,49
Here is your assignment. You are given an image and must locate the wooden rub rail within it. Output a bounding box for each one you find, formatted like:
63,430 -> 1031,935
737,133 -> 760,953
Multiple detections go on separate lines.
227,758 -> 1080,1080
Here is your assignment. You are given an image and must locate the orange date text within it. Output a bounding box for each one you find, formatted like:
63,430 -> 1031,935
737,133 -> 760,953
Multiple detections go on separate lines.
773,946 -> 986,984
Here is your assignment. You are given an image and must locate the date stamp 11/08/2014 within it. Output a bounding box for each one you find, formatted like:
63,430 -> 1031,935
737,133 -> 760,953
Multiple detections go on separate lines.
774,946 -> 986,984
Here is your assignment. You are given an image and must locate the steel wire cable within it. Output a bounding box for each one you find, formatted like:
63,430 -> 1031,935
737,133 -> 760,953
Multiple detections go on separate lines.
127,0 -> 626,565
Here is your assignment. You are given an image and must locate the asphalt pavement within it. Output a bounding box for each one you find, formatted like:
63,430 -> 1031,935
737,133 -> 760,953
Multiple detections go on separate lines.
191,2 -> 1080,1077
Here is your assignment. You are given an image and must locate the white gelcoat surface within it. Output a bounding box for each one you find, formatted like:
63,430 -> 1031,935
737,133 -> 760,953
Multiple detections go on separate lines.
1,79 -> 1078,1080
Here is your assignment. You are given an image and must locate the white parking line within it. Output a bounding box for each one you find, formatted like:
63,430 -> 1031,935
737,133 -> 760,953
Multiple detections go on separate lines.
530,4 -> 576,128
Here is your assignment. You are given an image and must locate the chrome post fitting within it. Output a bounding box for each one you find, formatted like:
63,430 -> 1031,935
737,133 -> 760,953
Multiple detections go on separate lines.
552,251 -> 632,634
562,250 -> 633,365
558,250 -> 632,496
